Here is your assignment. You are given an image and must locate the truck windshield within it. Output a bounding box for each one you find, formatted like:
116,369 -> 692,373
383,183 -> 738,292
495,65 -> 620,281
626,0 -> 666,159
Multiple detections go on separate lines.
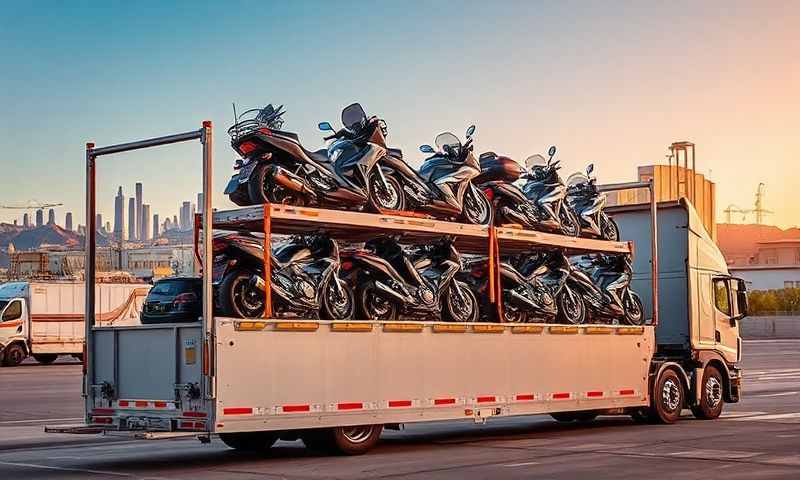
0,300 -> 8,312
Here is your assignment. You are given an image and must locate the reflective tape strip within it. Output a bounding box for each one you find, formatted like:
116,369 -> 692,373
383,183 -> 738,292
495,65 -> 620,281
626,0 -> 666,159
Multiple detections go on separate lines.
434,398 -> 457,406
182,411 -> 207,418
476,396 -> 497,403
223,407 -> 253,415
388,400 -> 413,408
282,404 -> 311,413
337,402 -> 363,411
586,391 -> 604,398
515,393 -> 536,401
618,389 -> 636,396
117,400 -> 176,410
552,392 -> 571,400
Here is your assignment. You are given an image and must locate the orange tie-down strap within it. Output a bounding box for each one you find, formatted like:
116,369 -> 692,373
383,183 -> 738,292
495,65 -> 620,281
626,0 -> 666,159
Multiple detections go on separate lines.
263,202 -> 273,319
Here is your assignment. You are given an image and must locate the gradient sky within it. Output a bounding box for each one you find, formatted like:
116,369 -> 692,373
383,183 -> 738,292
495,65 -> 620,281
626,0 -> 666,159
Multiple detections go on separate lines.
1,0 -> 798,228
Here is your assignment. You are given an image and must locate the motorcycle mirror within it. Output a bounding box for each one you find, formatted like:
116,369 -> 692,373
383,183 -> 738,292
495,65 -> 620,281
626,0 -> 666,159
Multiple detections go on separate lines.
420,144 -> 435,154
466,125 -> 476,138
318,121 -> 334,132
547,146 -> 557,162
586,163 -> 594,175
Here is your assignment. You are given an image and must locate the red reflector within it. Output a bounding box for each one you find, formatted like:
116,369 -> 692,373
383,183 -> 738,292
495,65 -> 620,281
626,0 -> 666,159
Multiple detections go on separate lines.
388,400 -> 412,408
483,187 -> 494,201
516,394 -> 535,401
179,420 -> 205,430
282,404 -> 311,413
182,411 -> 208,418
337,402 -> 363,410
135,401 -> 148,408
118,400 -> 129,407
238,141 -> 258,155
92,408 -> 114,415
91,417 -> 113,424
434,398 -> 456,406
341,261 -> 353,271
619,389 -> 635,396
154,401 -> 168,408
552,392 -> 571,400
476,396 -> 496,403
223,407 -> 253,415
587,391 -> 604,398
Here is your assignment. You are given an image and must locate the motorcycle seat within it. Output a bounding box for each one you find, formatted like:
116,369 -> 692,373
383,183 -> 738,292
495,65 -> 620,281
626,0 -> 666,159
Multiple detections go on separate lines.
306,148 -> 330,164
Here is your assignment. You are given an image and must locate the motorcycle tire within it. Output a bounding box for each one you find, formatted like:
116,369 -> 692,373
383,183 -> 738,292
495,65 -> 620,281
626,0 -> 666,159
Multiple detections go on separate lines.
219,268 -> 266,318
367,171 -> 405,212
443,281 -> 479,323
557,287 -> 586,325
622,291 -> 645,326
321,278 -> 355,321
558,206 -> 582,237
600,213 -> 620,241
357,282 -> 399,321
247,163 -> 308,207
461,186 -> 493,225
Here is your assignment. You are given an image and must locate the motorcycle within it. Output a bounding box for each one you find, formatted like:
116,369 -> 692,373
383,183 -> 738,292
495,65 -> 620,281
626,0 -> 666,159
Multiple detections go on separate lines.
459,253 -> 557,324
569,253 -> 644,325
566,164 -> 620,241
224,103 -> 395,212
524,250 -> 588,324
347,236 -> 479,322
473,152 -> 548,230
516,147 -> 582,237
213,232 -> 354,320
379,125 -> 493,225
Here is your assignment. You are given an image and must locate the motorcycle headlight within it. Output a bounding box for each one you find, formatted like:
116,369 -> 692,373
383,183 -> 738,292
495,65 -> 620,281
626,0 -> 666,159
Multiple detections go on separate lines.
329,148 -> 342,163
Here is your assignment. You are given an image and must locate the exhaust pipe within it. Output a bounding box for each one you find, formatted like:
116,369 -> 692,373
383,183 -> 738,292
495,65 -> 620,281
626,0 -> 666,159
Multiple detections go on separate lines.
250,274 -> 266,292
374,280 -> 413,304
272,166 -> 311,194
508,289 -> 538,309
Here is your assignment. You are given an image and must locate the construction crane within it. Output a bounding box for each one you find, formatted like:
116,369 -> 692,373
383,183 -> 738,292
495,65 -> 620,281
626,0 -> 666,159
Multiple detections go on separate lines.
723,183 -> 773,224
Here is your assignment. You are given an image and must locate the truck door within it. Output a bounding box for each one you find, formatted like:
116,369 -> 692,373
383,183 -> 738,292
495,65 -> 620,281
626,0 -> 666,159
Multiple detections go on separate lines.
0,299 -> 27,342
712,278 -> 739,363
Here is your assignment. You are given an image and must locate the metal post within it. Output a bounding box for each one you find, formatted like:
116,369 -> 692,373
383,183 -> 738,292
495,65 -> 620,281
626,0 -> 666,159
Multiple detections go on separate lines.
649,180 -> 659,326
262,203 -> 273,319
201,121 -> 214,397
84,143 -> 96,421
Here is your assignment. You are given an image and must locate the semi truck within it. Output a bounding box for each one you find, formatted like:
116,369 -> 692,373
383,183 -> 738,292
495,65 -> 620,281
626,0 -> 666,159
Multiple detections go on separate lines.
47,123 -> 747,455
0,281 -> 149,366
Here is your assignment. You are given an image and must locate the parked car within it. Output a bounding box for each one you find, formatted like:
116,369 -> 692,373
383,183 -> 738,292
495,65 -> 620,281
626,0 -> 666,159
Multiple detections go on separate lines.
141,277 -> 202,324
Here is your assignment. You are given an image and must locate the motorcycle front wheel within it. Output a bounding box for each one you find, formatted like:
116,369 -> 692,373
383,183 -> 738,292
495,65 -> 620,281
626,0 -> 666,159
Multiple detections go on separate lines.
321,277 -> 355,320
219,269 -> 265,318
600,213 -> 620,241
462,186 -> 493,225
357,282 -> 399,321
556,287 -> 586,324
622,291 -> 645,326
558,205 -> 582,237
443,281 -> 479,322
367,171 -> 405,212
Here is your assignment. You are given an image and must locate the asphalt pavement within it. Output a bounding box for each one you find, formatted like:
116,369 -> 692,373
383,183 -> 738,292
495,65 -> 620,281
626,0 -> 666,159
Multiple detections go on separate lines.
0,340 -> 798,479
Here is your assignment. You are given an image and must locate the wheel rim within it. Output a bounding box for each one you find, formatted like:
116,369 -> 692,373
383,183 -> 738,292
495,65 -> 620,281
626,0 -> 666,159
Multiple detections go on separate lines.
559,208 -> 579,236
705,376 -> 722,408
8,348 -> 23,364
327,280 -> 352,319
371,173 -> 402,210
503,300 -> 526,323
365,287 -> 393,320
464,189 -> 491,224
662,378 -> 681,412
232,276 -> 264,317
625,294 -> 642,324
269,185 -> 304,206
448,285 -> 474,322
561,289 -> 581,324
602,215 -> 618,241
341,426 -> 374,444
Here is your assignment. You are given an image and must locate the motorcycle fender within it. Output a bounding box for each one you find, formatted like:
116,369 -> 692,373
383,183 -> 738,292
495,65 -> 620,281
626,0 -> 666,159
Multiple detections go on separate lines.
225,175 -> 242,194
237,160 -> 258,183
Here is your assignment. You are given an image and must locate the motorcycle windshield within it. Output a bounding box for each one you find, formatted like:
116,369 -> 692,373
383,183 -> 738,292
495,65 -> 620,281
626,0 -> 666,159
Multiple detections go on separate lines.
342,103 -> 367,131
435,132 -> 461,152
566,172 -> 589,188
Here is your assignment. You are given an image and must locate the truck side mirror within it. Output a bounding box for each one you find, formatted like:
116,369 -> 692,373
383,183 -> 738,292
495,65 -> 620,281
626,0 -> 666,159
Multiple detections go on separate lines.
736,283 -> 749,319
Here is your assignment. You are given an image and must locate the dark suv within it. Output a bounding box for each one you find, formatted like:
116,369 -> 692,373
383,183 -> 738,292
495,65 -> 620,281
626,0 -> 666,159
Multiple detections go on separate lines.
141,277 -> 202,324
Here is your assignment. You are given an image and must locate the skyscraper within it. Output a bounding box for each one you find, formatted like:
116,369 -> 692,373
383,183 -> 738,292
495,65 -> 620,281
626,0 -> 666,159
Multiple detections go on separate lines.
164,217 -> 172,231
48,209 -> 55,225
173,215 -> 178,229
135,182 -> 143,241
96,214 -> 103,231
36,209 -> 43,227
152,214 -> 159,239
65,212 -> 73,231
114,186 -> 125,241
142,204 -> 151,242
105,221 -> 111,233
128,198 -> 136,241
23,213 -> 30,228
180,201 -> 191,230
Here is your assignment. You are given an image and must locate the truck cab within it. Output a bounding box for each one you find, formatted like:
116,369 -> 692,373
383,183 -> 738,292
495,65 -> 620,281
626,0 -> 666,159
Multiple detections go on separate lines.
0,282 -> 31,366
610,199 -> 747,414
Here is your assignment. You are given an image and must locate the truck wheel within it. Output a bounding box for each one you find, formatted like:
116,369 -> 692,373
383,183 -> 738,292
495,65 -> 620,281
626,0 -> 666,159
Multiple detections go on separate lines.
219,431 -> 279,451
303,425 -> 382,455
1,343 -> 26,367
651,369 -> 684,424
33,354 -> 58,365
690,365 -> 725,420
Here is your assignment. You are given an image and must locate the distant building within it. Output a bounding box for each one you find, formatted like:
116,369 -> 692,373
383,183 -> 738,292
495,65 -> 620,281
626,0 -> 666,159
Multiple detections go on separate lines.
47,209 -> 55,225
114,186 -> 125,241
164,217 -> 172,231
153,214 -> 160,239
95,214 -> 103,231
180,201 -> 191,230
197,193 -> 204,214
128,198 -> 136,241
23,213 -> 30,228
173,215 -> 178,229
35,209 -> 43,227
65,212 -> 73,231
135,182 -> 143,241
142,204 -> 151,242
718,224 -> 800,291
122,245 -> 195,280
190,203 -> 196,226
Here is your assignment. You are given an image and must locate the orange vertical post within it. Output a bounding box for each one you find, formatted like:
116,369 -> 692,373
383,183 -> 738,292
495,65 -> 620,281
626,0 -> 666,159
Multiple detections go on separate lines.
263,203 -> 273,319
493,229 -> 503,322
487,226 -> 496,304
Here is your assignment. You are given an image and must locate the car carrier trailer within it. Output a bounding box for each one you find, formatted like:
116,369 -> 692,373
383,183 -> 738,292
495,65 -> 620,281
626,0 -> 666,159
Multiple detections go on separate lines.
46,122 -> 747,455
